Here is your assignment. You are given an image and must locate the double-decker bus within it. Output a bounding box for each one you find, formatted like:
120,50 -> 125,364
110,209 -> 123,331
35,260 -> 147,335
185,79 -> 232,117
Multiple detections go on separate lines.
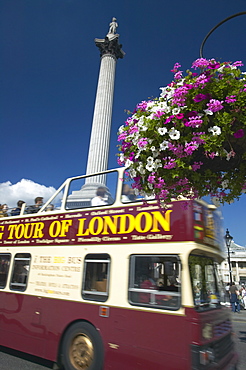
0,168 -> 238,369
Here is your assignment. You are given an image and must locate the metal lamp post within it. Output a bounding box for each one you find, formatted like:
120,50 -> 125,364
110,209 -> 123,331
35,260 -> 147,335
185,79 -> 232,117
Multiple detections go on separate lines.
224,229 -> 233,284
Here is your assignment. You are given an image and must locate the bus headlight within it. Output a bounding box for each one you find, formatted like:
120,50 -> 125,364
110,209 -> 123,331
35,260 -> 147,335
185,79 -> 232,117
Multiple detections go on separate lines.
202,323 -> 213,340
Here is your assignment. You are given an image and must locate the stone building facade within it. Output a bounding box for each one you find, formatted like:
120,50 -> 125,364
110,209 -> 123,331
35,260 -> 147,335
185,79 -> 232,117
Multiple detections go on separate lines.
219,241 -> 246,284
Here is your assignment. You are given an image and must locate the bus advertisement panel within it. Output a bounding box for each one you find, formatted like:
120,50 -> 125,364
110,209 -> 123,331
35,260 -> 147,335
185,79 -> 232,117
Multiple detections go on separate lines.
0,200 -> 224,250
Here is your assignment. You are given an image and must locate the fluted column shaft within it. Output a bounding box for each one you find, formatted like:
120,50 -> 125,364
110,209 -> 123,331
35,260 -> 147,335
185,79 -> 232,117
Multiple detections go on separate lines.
85,54 -> 116,184
85,34 -> 124,184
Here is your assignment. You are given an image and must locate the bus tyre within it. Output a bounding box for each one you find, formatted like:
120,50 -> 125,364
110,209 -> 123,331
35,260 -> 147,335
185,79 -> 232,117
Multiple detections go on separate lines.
61,322 -> 104,370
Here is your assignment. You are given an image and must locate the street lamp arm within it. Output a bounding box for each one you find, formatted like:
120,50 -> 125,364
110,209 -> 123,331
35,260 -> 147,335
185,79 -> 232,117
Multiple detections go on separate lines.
199,11 -> 246,58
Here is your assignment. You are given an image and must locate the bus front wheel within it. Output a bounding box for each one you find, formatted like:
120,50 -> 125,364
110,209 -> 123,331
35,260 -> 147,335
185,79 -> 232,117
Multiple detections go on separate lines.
61,322 -> 104,370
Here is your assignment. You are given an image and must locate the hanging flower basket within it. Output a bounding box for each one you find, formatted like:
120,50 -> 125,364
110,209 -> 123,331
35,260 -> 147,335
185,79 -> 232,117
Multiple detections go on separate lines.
117,58 -> 246,204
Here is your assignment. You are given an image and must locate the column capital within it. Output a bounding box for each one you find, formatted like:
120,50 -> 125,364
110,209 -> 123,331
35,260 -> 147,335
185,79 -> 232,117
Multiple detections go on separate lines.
95,35 -> 125,60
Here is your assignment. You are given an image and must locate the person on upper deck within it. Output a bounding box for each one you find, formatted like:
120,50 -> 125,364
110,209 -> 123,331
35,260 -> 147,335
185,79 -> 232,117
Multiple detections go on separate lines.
11,200 -> 25,216
0,204 -> 9,217
26,197 -> 43,214
91,187 -> 108,206
121,184 -> 137,202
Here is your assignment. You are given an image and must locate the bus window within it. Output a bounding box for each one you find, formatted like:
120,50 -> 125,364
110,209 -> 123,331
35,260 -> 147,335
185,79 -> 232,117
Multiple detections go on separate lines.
121,169 -> 155,203
82,254 -> 110,302
66,172 -> 118,209
0,254 -> 11,289
10,253 -> 31,292
129,255 -> 181,310
189,254 -> 222,310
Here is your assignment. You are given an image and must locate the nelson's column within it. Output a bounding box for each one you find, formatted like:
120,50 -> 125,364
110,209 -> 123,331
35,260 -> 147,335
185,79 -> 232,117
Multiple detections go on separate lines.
66,18 -> 125,207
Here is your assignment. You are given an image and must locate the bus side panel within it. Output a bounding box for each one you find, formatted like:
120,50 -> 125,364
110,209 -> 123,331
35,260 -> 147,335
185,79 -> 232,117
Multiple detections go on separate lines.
104,307 -> 188,370
0,294 -> 238,369
43,301 -> 189,369
0,292 -> 189,369
0,292 -> 45,356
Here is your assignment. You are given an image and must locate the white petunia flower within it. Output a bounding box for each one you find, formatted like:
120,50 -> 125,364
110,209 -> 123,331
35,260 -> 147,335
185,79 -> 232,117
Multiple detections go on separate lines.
137,116 -> 145,127
132,135 -> 140,145
158,127 -> 168,135
160,140 -> 169,150
169,127 -> 180,140
217,66 -> 225,73
137,163 -> 146,174
146,101 -> 155,109
147,156 -> 154,163
172,107 -> 180,115
176,78 -> 185,86
118,125 -> 125,133
129,168 -> 137,178
208,126 -> 221,136
125,159 -> 133,168
204,109 -> 214,115
146,163 -> 155,172
158,101 -> 170,110
221,180 -> 229,189
159,86 -> 175,100
152,150 -> 159,158
140,125 -> 148,131
119,153 -> 125,161
159,87 -> 168,96
154,159 -> 162,168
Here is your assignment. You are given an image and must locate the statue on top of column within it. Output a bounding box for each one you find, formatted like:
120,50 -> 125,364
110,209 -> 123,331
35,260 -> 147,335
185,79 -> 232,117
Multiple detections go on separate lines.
95,17 -> 124,59
108,17 -> 118,35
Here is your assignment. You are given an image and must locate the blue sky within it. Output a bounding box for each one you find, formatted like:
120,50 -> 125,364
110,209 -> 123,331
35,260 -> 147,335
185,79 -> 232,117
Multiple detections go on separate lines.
0,0 -> 246,246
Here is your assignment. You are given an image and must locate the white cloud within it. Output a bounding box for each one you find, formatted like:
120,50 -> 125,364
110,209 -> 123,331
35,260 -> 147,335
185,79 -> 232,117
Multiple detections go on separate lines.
0,179 -> 56,208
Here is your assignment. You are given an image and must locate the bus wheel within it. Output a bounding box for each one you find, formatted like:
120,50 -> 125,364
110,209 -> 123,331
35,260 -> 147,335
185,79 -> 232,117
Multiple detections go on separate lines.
61,322 -> 103,370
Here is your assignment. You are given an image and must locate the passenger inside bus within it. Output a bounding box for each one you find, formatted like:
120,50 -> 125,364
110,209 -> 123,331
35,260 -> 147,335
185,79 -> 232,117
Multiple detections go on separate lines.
26,197 -> 43,214
91,187 -> 109,206
121,184 -> 137,202
10,200 -> 25,216
12,264 -> 28,284
139,271 -> 156,303
45,204 -> 54,212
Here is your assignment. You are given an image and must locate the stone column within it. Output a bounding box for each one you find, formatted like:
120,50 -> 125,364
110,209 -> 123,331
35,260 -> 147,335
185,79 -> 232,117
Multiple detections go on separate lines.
66,19 -> 125,208
85,30 -> 125,185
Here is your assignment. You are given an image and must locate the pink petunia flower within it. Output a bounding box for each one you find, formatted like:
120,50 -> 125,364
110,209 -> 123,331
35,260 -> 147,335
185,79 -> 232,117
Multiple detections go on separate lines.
192,161 -> 203,171
136,101 -> 148,111
193,93 -> 211,102
171,62 -> 181,73
148,174 -> 156,184
207,99 -> 224,112
232,61 -> 244,67
137,138 -> 148,148
191,58 -> 210,70
225,95 -> 237,103
175,113 -> 184,120
118,132 -> 127,141
174,71 -> 183,80
234,129 -> 244,138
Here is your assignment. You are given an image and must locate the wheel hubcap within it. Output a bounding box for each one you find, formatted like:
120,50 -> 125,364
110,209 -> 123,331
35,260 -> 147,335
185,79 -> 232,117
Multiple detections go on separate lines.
69,333 -> 94,369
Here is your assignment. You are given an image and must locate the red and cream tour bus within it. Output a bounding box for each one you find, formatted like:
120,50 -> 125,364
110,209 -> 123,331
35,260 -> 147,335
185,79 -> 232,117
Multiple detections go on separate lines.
0,167 -> 238,370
